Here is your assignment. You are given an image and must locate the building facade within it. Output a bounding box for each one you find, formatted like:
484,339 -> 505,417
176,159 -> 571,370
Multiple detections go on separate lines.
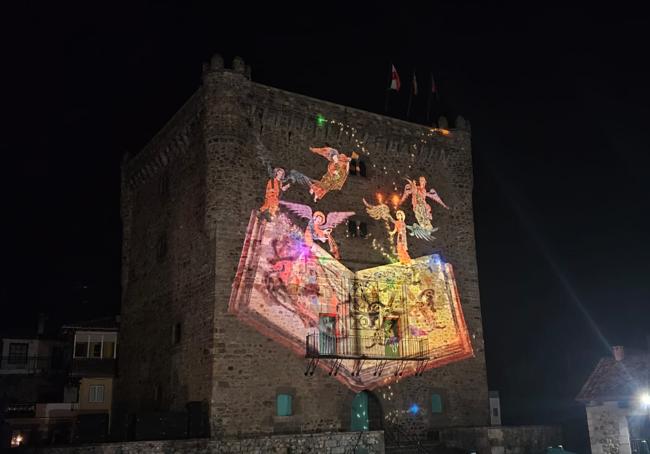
115,55 -> 489,440
577,347 -> 650,454
63,317 -> 119,434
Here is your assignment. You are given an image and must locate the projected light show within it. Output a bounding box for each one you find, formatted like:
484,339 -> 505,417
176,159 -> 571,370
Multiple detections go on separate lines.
228,139 -> 472,391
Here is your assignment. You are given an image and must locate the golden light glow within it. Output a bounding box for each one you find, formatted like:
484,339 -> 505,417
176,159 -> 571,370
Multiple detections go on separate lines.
431,128 -> 451,136
390,193 -> 400,209
11,433 -> 24,447
376,193 -> 384,203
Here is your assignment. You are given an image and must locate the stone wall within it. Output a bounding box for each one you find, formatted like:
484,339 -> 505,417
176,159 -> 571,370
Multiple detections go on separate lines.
585,403 -> 635,454
117,54 -> 489,439
25,431 -> 384,454
117,89 -> 214,420
439,425 -> 563,454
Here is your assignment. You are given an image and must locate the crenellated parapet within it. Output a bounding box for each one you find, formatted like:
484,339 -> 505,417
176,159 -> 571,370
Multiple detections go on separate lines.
123,53 -> 471,193
122,90 -> 203,190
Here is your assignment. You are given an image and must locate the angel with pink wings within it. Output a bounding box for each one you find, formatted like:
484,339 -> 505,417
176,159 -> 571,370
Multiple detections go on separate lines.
308,146 -> 359,202
280,201 -> 354,260
399,176 -> 449,231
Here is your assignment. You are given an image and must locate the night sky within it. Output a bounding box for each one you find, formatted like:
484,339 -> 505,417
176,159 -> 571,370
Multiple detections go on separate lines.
2,2 -> 649,450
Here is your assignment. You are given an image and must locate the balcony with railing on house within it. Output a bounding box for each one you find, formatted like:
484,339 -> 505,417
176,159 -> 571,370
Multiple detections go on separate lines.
0,356 -> 68,375
70,331 -> 118,377
632,439 -> 650,454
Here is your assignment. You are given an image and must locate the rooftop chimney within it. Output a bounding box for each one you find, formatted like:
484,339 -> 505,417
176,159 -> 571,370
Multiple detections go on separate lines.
612,345 -> 625,361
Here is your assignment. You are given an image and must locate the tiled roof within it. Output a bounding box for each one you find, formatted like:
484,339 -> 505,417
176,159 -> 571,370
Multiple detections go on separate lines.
576,353 -> 649,402
61,316 -> 119,331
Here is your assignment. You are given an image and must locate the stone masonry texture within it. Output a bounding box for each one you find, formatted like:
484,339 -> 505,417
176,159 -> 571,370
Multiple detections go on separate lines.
25,431 -> 384,454
115,54 -> 489,439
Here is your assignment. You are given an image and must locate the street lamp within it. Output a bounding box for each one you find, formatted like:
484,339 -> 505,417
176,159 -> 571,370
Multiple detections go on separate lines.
640,391 -> 650,407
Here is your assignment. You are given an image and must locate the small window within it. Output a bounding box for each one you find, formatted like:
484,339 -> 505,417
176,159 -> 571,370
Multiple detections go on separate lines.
359,222 -> 368,238
350,159 -> 358,175
89,385 -> 105,403
159,173 -> 169,198
492,407 -> 499,417
74,341 -> 88,358
431,394 -> 443,413
358,161 -> 367,177
172,323 -> 181,345
8,343 -> 28,365
347,220 -> 357,238
156,235 -> 167,262
276,394 -> 293,416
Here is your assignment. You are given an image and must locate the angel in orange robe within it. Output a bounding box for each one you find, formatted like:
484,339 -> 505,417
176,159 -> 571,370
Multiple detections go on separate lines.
364,199 -> 436,265
308,146 -> 359,202
389,210 -> 411,265
258,167 -> 291,220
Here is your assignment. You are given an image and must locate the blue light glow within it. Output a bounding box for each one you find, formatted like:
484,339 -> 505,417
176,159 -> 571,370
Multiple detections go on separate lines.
408,403 -> 420,415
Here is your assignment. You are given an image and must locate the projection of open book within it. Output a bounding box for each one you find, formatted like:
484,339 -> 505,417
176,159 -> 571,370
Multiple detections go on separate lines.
228,212 -> 473,391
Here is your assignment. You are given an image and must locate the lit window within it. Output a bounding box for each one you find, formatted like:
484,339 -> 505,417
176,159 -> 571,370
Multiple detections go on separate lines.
8,343 -> 28,365
431,393 -> 443,413
103,341 -> 115,359
276,394 -> 293,416
89,384 -> 105,403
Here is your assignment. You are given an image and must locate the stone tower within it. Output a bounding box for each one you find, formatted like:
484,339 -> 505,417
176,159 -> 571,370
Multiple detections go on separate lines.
116,55 -> 489,439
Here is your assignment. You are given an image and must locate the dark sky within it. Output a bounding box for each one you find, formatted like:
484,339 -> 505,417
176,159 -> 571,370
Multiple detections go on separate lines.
2,2 -> 649,450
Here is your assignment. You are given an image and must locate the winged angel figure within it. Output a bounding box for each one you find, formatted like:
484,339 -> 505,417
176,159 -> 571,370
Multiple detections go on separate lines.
399,176 -> 449,231
255,136 -> 313,220
363,198 -> 436,265
280,201 -> 354,260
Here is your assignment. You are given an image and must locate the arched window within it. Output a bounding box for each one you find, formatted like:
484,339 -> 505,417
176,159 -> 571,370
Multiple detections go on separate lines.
348,220 -> 357,238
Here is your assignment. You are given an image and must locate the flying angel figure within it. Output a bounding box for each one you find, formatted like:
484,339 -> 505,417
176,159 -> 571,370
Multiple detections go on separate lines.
308,146 -> 359,202
399,176 -> 449,231
363,198 -> 436,265
254,136 -> 313,220
280,201 -> 354,260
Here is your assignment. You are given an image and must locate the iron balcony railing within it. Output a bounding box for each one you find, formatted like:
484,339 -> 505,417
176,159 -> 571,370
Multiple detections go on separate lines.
305,333 -> 429,360
632,439 -> 650,454
0,356 -> 67,374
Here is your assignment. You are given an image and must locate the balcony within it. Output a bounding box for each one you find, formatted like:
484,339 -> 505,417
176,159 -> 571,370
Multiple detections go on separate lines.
0,356 -> 67,375
631,439 -> 649,454
70,357 -> 116,377
305,333 -> 429,360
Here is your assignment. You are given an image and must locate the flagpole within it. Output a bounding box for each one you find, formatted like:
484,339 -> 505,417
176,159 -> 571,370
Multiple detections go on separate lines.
406,69 -> 414,120
426,81 -> 432,124
384,62 -> 392,112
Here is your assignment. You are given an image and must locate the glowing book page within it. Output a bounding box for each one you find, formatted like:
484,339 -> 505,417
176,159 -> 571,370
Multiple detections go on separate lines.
229,212 -> 354,357
229,211 -> 473,391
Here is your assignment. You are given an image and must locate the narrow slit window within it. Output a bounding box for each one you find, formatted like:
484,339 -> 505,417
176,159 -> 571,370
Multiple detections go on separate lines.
276,394 -> 293,416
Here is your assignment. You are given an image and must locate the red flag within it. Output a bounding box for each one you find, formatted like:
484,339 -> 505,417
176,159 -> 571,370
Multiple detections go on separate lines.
390,64 -> 401,91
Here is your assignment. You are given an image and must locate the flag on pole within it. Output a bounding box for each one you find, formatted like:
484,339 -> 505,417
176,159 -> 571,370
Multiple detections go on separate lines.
431,74 -> 437,96
390,64 -> 401,91
412,72 -> 418,95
